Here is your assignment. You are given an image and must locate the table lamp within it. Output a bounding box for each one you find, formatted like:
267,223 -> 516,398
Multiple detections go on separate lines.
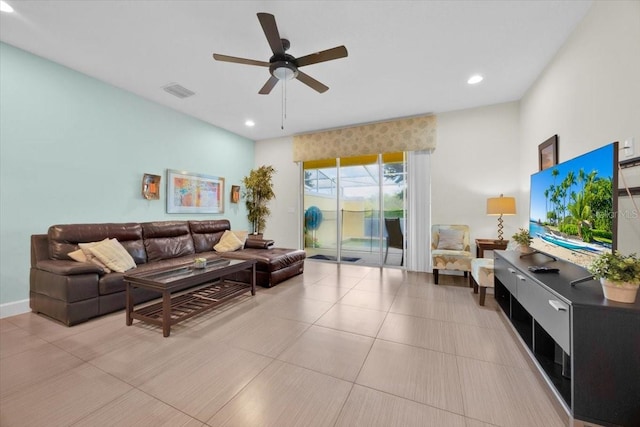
487,194 -> 516,240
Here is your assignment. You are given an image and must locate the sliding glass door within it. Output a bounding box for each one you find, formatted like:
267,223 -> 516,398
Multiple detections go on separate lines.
303,153 -> 406,267
303,159 -> 338,261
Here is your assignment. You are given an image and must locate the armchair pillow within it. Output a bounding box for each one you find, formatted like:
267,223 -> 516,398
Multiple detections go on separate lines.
436,229 -> 464,250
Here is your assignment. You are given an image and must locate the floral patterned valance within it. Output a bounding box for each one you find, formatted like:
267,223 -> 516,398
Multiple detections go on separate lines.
292,114 -> 437,162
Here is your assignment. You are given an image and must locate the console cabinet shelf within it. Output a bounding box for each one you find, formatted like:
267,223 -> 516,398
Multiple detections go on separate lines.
494,250 -> 640,427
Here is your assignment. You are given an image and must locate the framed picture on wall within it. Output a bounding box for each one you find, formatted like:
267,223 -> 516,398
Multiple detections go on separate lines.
166,169 -> 224,214
539,135 -> 558,171
230,185 -> 241,203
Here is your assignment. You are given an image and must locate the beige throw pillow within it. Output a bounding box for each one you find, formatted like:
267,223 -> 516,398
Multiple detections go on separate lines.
77,239 -> 112,273
436,229 -> 464,250
68,248 -> 88,263
214,230 -> 243,252
232,230 -> 249,248
88,239 -> 136,273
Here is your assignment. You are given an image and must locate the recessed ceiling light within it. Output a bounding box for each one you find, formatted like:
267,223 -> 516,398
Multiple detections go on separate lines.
467,74 -> 484,85
245,120 -> 255,127
0,1 -> 14,13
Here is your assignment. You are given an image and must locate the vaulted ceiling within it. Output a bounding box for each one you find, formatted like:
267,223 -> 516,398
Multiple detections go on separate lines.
0,1 -> 592,140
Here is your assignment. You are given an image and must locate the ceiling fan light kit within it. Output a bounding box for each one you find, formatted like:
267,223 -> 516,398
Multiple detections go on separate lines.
270,59 -> 297,81
212,12 -> 348,95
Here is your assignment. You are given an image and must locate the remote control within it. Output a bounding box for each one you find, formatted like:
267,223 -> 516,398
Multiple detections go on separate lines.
528,266 -> 559,273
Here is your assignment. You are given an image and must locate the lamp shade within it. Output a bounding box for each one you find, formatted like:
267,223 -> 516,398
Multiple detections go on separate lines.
486,195 -> 516,215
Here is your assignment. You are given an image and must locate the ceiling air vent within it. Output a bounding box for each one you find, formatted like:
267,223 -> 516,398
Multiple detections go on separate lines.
162,83 -> 195,99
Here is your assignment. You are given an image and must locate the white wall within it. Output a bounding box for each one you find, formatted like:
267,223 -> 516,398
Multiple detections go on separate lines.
432,102 -> 522,243
253,137 -> 301,249
519,0 -> 640,254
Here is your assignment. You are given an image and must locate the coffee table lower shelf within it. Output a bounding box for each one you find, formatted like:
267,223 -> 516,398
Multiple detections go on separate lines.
129,281 -> 252,336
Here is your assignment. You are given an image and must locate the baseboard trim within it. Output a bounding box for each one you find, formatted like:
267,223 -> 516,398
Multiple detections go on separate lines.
0,299 -> 30,319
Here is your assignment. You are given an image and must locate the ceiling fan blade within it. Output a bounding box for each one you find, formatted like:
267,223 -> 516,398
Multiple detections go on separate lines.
296,71 -> 329,93
257,13 -> 284,56
259,76 -> 279,95
296,46 -> 348,67
212,54 -> 270,67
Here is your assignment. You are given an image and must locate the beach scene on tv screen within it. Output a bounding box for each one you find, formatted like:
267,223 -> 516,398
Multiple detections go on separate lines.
529,143 -> 615,268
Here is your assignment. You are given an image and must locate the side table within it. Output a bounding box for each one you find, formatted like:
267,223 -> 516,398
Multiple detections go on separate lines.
475,239 -> 509,258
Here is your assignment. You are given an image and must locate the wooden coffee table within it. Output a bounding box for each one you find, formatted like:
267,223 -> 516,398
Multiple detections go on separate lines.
124,258 -> 256,337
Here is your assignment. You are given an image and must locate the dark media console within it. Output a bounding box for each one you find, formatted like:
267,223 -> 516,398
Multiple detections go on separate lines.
494,250 -> 640,427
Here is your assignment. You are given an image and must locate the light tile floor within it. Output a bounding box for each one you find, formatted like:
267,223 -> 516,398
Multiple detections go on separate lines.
0,262 -> 569,427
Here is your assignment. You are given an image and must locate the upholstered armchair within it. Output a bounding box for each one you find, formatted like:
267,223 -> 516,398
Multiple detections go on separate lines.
431,224 -> 473,284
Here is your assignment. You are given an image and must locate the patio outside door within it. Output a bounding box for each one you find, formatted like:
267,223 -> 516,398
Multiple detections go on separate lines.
303,153 -> 405,267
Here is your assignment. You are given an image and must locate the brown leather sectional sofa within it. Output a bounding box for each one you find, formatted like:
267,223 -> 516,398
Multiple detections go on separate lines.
30,219 -> 306,326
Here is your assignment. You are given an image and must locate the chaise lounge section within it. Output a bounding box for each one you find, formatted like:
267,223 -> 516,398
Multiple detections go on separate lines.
30,219 -> 305,326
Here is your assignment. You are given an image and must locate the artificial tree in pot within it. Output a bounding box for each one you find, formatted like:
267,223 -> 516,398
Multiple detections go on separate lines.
242,165 -> 276,235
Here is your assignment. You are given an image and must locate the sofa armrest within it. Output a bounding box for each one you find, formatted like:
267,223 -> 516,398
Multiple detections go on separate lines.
245,239 -> 275,249
35,259 -> 104,275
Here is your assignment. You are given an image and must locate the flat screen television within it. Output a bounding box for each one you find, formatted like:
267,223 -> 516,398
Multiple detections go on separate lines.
529,142 -> 618,269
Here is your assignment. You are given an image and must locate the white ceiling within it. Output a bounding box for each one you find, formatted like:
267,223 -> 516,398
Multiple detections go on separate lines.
0,0 -> 592,141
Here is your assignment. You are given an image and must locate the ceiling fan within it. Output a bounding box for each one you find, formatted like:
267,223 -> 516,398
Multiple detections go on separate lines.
212,13 -> 348,95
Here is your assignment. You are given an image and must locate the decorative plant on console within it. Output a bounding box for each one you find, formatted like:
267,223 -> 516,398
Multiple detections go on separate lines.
511,228 -> 533,253
242,165 -> 276,235
587,251 -> 640,303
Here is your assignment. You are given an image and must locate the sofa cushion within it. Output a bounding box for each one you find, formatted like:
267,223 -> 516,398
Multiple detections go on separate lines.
214,230 -> 243,252
48,223 -> 146,264
98,272 -> 126,296
220,247 -> 306,272
34,259 -> 103,276
89,239 -> 137,273
189,220 -> 230,252
142,221 -> 195,262
245,238 -> 275,249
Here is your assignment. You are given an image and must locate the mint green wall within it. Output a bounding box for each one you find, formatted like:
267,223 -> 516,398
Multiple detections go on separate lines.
0,42 -> 255,305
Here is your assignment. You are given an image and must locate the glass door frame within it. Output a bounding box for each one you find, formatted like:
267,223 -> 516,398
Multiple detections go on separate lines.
302,153 -> 406,267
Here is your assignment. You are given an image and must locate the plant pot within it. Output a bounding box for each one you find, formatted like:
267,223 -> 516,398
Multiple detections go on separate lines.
600,278 -> 639,303
517,245 -> 534,254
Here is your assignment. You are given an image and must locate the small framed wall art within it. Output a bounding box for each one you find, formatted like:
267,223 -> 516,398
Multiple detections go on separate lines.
538,135 -> 558,171
142,173 -> 161,200
166,169 -> 225,214
230,185 -> 241,203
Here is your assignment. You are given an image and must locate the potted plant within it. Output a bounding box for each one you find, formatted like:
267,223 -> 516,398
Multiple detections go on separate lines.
587,251 -> 640,303
242,165 -> 276,235
512,228 -> 533,253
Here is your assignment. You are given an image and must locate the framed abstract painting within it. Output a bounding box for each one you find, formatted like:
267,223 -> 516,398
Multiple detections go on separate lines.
166,169 -> 224,214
